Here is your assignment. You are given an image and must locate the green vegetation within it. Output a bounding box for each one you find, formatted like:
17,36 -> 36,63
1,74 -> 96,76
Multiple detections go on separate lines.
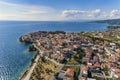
81,31 -> 120,45
94,18 -> 120,25
93,76 -> 98,80
62,66 -> 80,80
103,53 -> 109,58
67,55 -> 80,64
28,45 -> 37,52
67,47 -> 84,65
103,66 -> 109,76
54,72 -> 59,79
30,57 -> 58,80
20,54 -> 38,80
81,32 -> 106,44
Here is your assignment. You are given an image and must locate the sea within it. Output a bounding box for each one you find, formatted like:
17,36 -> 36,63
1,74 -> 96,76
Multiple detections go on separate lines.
0,21 -> 109,80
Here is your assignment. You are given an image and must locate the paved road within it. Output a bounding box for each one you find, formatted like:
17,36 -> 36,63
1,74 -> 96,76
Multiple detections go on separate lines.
33,44 -> 64,80
34,44 -> 62,66
65,64 -> 80,66
34,44 -> 83,80
50,64 -> 64,80
102,71 -> 107,80
22,54 -> 40,80
79,64 -> 84,80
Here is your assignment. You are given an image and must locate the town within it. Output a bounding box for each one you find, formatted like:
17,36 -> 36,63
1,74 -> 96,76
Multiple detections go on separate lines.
20,30 -> 120,80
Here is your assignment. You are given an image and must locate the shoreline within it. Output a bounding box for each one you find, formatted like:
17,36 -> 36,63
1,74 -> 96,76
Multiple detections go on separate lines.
19,51 -> 39,80
19,29 -> 120,80
19,42 -> 61,80
19,43 -> 60,80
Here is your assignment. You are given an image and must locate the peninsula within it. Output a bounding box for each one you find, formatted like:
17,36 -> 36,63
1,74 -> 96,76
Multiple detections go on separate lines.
19,29 -> 120,80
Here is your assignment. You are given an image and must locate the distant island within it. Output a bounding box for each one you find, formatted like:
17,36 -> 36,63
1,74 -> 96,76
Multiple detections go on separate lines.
107,25 -> 120,29
19,28 -> 120,80
93,19 -> 120,29
93,18 -> 120,25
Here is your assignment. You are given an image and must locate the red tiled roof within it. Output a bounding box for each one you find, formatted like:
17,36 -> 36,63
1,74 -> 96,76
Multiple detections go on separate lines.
93,62 -> 101,68
115,68 -> 120,73
116,73 -> 120,78
58,55 -> 65,60
115,48 -> 120,53
65,68 -> 74,77
82,66 -> 88,71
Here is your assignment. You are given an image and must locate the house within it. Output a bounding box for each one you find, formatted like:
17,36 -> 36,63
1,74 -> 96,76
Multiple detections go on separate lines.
104,47 -> 115,56
109,43 -> 116,50
109,68 -> 120,79
57,54 -> 66,63
93,62 -> 101,68
93,56 -> 99,63
91,72 -> 104,80
81,66 -> 88,77
115,48 -> 120,54
65,68 -> 74,77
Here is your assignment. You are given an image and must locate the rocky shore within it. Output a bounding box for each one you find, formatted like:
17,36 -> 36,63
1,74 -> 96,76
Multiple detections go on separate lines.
19,31 -> 66,43
19,31 -> 63,80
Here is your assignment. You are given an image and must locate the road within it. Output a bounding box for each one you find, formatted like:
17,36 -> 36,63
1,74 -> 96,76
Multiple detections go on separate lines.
65,64 -> 80,66
50,64 -> 64,80
34,44 -> 83,80
79,64 -> 84,80
22,54 -> 40,80
33,44 -> 62,66
102,71 -> 107,80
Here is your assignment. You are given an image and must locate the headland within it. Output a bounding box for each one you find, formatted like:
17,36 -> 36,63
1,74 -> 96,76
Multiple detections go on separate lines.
19,29 -> 120,80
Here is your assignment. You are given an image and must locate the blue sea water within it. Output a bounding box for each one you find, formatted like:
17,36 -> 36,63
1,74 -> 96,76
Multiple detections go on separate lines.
0,21 -> 109,80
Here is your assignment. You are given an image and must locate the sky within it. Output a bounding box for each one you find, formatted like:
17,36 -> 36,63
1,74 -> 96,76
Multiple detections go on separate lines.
0,0 -> 120,21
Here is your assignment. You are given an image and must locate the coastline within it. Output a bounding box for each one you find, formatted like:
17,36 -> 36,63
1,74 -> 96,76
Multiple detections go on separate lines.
19,51 -> 38,80
0,21 -> 119,80
19,29 -> 120,80
19,43 -> 59,80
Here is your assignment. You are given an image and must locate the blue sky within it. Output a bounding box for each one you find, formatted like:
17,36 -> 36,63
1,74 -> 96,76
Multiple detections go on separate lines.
0,0 -> 120,20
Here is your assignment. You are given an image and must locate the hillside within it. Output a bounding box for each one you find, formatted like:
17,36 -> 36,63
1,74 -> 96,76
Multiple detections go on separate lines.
94,19 -> 120,25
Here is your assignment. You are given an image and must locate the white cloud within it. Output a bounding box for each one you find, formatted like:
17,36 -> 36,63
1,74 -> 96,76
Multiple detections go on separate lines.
0,1 -> 59,20
0,1 -> 17,6
110,9 -> 120,17
0,1 -> 120,21
21,10 -> 47,15
61,9 -> 101,20
91,9 -> 101,17
61,10 -> 86,17
61,9 -> 120,20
